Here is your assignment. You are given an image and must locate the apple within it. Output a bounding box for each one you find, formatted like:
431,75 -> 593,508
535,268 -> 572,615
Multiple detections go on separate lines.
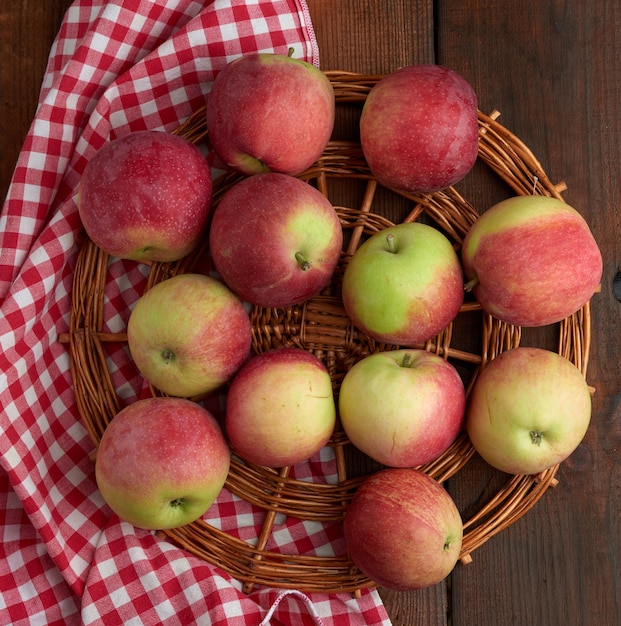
338,349 -> 465,467
209,172 -> 343,308
206,50 -> 335,176
127,273 -> 252,398
461,195 -> 603,327
344,468 -> 463,590
78,130 -> 212,262
225,348 -> 336,467
466,346 -> 592,475
95,397 -> 230,530
360,64 -> 479,193
341,222 -> 464,345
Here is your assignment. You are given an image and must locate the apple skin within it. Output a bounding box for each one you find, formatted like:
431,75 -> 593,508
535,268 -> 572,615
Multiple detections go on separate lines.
462,195 -> 603,327
209,172 -> 343,308
341,222 -> 464,345
466,347 -> 592,475
78,130 -> 212,262
95,397 -> 230,530
338,349 -> 465,467
127,273 -> 252,398
344,468 -> 463,591
360,64 -> 479,193
206,52 -> 335,176
225,348 -> 336,468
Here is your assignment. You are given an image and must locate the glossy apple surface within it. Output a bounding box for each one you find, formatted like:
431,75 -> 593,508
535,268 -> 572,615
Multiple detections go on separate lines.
78,130 -> 212,262
360,64 -> 479,193
225,348 -> 336,467
127,273 -> 252,398
209,173 -> 342,308
342,222 -> 463,345
206,52 -> 335,176
95,397 -> 230,530
339,349 -> 465,467
466,346 -> 592,475
344,468 -> 463,590
462,195 -> 602,326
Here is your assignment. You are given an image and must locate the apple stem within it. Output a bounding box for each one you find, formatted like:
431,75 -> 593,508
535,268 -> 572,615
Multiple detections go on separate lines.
401,352 -> 413,368
295,251 -> 313,271
464,277 -> 479,292
161,348 -> 176,364
385,233 -> 397,254
530,431 -> 543,446
287,47 -> 295,58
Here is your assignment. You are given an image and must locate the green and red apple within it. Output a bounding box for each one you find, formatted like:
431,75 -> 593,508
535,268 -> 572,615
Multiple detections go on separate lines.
209,172 -> 342,308
341,222 -> 464,345
95,397 -> 230,530
225,348 -> 336,467
339,349 -> 465,467
360,64 -> 479,193
127,273 -> 252,398
78,130 -> 212,262
344,468 -> 463,590
206,51 -> 335,176
462,195 -> 602,326
466,346 -> 592,475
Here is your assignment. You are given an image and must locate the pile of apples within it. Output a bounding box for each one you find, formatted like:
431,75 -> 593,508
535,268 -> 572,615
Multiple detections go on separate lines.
77,52 -> 603,591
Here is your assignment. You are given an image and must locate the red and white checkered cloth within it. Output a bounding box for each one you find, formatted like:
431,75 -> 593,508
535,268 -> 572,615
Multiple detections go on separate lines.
0,1 -> 392,624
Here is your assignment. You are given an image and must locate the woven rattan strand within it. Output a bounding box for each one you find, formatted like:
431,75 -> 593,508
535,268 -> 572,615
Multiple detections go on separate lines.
62,71 -> 593,593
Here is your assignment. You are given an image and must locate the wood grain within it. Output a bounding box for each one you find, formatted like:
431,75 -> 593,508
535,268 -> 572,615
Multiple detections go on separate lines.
0,1 -> 72,201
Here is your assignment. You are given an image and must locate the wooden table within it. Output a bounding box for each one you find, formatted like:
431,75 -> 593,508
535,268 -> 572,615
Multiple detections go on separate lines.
2,2 -> 619,625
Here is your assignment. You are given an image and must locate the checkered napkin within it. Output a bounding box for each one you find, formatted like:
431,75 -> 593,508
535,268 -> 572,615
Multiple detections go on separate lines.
0,1 -> 392,624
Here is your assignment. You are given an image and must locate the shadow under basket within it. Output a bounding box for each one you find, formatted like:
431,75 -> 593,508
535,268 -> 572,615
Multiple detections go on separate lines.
64,71 -> 594,594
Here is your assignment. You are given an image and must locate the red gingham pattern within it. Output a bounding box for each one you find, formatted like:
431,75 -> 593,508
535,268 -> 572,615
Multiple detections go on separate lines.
0,1 -> 391,623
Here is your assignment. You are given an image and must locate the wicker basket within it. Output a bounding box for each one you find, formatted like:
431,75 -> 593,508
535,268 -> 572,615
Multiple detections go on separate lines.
63,71 -> 593,594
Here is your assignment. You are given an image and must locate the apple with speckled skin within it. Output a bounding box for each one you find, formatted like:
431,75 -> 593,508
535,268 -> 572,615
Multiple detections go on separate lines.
462,195 -> 603,327
209,173 -> 342,308
225,348 -> 336,468
341,222 -> 463,345
344,468 -> 463,590
360,64 -> 479,193
78,130 -> 212,262
338,349 -> 465,467
466,346 -> 592,475
95,397 -> 230,530
127,273 -> 252,398
206,51 -> 335,176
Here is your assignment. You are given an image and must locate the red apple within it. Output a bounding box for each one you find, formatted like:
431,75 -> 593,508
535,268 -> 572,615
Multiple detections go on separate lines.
341,222 -> 463,345
209,172 -> 343,308
462,195 -> 602,326
206,51 -> 335,176
78,130 -> 212,262
466,346 -> 592,475
338,349 -> 465,467
225,348 -> 336,467
344,468 -> 463,590
95,397 -> 230,530
127,273 -> 252,398
360,64 -> 479,193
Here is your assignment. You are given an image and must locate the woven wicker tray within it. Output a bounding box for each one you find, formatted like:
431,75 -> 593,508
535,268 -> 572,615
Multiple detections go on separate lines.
64,70 -> 593,594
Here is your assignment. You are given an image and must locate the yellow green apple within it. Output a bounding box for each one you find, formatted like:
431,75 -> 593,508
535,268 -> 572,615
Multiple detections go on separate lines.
342,222 -> 464,345
466,346 -> 592,475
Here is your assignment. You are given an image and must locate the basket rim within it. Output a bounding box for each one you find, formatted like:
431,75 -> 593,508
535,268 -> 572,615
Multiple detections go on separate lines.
62,70 -> 593,593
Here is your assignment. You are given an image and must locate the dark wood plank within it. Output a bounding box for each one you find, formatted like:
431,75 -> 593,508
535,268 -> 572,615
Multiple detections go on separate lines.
437,2 -> 621,625
0,0 -> 73,202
